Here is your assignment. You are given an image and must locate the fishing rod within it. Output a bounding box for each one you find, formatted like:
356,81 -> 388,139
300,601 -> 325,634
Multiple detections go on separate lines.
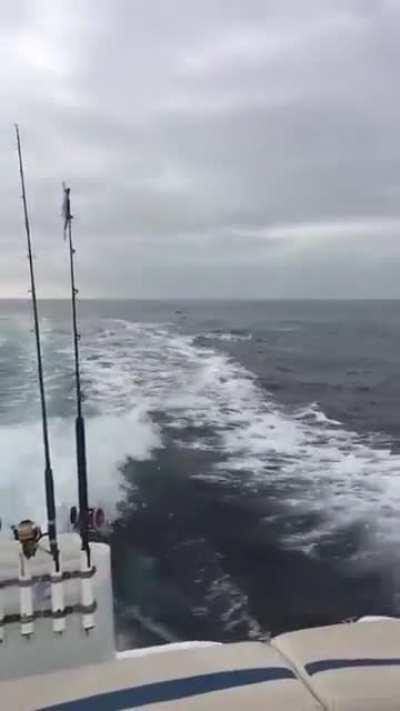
15,124 -> 60,573
62,183 -> 91,568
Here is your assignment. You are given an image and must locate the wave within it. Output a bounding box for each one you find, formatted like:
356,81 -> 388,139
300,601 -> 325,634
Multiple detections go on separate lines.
0,407 -> 160,528
197,330 -> 252,343
294,402 -> 342,425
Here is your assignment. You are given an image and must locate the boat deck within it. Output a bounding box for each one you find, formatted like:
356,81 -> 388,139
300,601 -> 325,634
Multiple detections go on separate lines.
1,619 -> 400,710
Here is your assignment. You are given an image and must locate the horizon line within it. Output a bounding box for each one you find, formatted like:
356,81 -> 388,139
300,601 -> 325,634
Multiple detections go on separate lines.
2,296 -> 400,302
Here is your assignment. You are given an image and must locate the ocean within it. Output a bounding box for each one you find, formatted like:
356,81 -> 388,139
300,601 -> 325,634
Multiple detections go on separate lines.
1,299 -> 400,647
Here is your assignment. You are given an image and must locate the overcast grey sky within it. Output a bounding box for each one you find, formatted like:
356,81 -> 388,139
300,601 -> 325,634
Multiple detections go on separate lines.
2,0 -> 400,298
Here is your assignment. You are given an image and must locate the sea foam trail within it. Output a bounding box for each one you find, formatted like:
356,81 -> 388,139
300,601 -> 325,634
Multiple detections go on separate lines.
1,317 -> 400,555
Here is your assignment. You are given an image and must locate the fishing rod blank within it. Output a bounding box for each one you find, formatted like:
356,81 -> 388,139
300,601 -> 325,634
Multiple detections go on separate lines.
15,124 -> 60,573
63,183 -> 91,568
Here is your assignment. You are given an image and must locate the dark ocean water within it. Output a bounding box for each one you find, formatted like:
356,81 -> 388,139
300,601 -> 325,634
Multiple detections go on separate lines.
1,299 -> 400,647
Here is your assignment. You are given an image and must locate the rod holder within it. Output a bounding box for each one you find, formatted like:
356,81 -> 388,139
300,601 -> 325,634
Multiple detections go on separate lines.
51,568 -> 65,634
19,556 -> 34,638
80,550 -> 95,632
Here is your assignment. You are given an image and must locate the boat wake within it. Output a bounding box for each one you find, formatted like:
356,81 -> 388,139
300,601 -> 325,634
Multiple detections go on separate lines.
1,317 -> 400,559
83,319 -> 400,557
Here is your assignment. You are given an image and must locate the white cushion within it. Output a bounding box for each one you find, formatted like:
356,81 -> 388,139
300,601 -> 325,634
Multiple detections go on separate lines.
0,642 -> 323,710
273,620 -> 400,711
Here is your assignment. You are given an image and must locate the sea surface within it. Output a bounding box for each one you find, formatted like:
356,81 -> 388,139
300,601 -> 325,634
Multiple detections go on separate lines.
1,299 -> 400,647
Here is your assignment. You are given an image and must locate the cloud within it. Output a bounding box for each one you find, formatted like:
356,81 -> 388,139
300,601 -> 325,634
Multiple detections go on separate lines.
2,0 -> 400,297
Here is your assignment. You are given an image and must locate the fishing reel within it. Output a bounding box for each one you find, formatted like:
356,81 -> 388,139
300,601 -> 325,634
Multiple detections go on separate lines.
69,506 -> 106,532
11,519 -> 43,559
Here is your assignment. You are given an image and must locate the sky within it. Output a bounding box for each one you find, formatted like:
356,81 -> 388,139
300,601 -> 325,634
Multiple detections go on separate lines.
2,0 -> 400,298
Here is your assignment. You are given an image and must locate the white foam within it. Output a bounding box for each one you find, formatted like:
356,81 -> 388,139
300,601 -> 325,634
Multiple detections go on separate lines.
201,331 -> 252,342
0,407 -> 160,527
294,402 -> 342,425
79,321 -> 400,548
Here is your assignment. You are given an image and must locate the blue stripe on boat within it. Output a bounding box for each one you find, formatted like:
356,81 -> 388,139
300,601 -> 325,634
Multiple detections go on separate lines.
305,658 -> 400,675
40,667 -> 296,710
